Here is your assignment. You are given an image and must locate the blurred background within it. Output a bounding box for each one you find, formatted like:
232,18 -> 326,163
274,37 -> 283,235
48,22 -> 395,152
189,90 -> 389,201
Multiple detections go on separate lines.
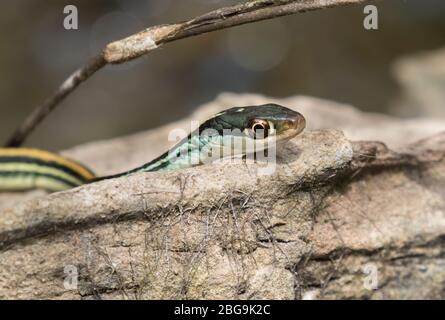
0,0 -> 444,150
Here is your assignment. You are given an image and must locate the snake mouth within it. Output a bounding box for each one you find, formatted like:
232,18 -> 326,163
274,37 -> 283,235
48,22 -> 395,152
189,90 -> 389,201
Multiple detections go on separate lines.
289,112 -> 306,135
276,112 -> 306,142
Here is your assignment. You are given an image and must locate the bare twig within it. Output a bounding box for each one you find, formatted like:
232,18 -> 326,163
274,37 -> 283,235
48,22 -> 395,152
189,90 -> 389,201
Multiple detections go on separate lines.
4,0 -> 370,147
5,54 -> 106,147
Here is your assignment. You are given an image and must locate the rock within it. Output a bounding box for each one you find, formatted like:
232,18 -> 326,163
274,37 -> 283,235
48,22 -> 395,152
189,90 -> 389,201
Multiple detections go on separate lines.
0,94 -> 444,299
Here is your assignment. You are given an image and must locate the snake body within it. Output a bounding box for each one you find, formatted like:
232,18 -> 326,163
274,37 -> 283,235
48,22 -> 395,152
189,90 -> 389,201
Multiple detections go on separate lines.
0,104 -> 305,192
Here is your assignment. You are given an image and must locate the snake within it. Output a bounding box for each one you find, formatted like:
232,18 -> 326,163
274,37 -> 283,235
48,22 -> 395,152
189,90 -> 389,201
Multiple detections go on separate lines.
0,104 -> 305,192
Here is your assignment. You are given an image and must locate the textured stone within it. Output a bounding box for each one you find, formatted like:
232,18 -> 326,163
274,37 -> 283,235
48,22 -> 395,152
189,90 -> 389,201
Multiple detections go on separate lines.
0,94 -> 444,299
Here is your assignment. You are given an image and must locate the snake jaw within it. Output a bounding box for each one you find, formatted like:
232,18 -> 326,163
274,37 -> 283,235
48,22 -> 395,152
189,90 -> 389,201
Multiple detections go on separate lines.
272,112 -> 306,144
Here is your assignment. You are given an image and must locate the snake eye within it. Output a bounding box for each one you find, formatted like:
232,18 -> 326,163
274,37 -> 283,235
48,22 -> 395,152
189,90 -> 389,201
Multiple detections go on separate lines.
247,119 -> 269,139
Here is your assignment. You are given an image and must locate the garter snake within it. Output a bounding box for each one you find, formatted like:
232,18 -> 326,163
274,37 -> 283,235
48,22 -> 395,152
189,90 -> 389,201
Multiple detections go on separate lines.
0,104 -> 305,192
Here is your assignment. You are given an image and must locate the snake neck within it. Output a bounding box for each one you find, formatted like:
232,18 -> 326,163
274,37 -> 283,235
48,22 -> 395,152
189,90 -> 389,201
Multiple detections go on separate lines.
95,133 -> 218,182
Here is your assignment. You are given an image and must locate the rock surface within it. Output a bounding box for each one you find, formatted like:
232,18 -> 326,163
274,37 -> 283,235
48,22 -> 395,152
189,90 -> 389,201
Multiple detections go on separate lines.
0,94 -> 444,299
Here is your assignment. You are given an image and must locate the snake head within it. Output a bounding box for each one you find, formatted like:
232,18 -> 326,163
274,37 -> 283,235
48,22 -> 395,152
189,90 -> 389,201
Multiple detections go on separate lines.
202,103 -> 305,142
199,104 -> 306,156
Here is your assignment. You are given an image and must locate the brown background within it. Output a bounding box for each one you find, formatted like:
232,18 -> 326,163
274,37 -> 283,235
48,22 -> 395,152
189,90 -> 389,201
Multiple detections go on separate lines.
1,0 -> 444,150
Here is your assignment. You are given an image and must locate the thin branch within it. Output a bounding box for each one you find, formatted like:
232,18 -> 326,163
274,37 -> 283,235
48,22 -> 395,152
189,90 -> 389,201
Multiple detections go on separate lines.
4,0 -> 370,147
5,54 -> 106,147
